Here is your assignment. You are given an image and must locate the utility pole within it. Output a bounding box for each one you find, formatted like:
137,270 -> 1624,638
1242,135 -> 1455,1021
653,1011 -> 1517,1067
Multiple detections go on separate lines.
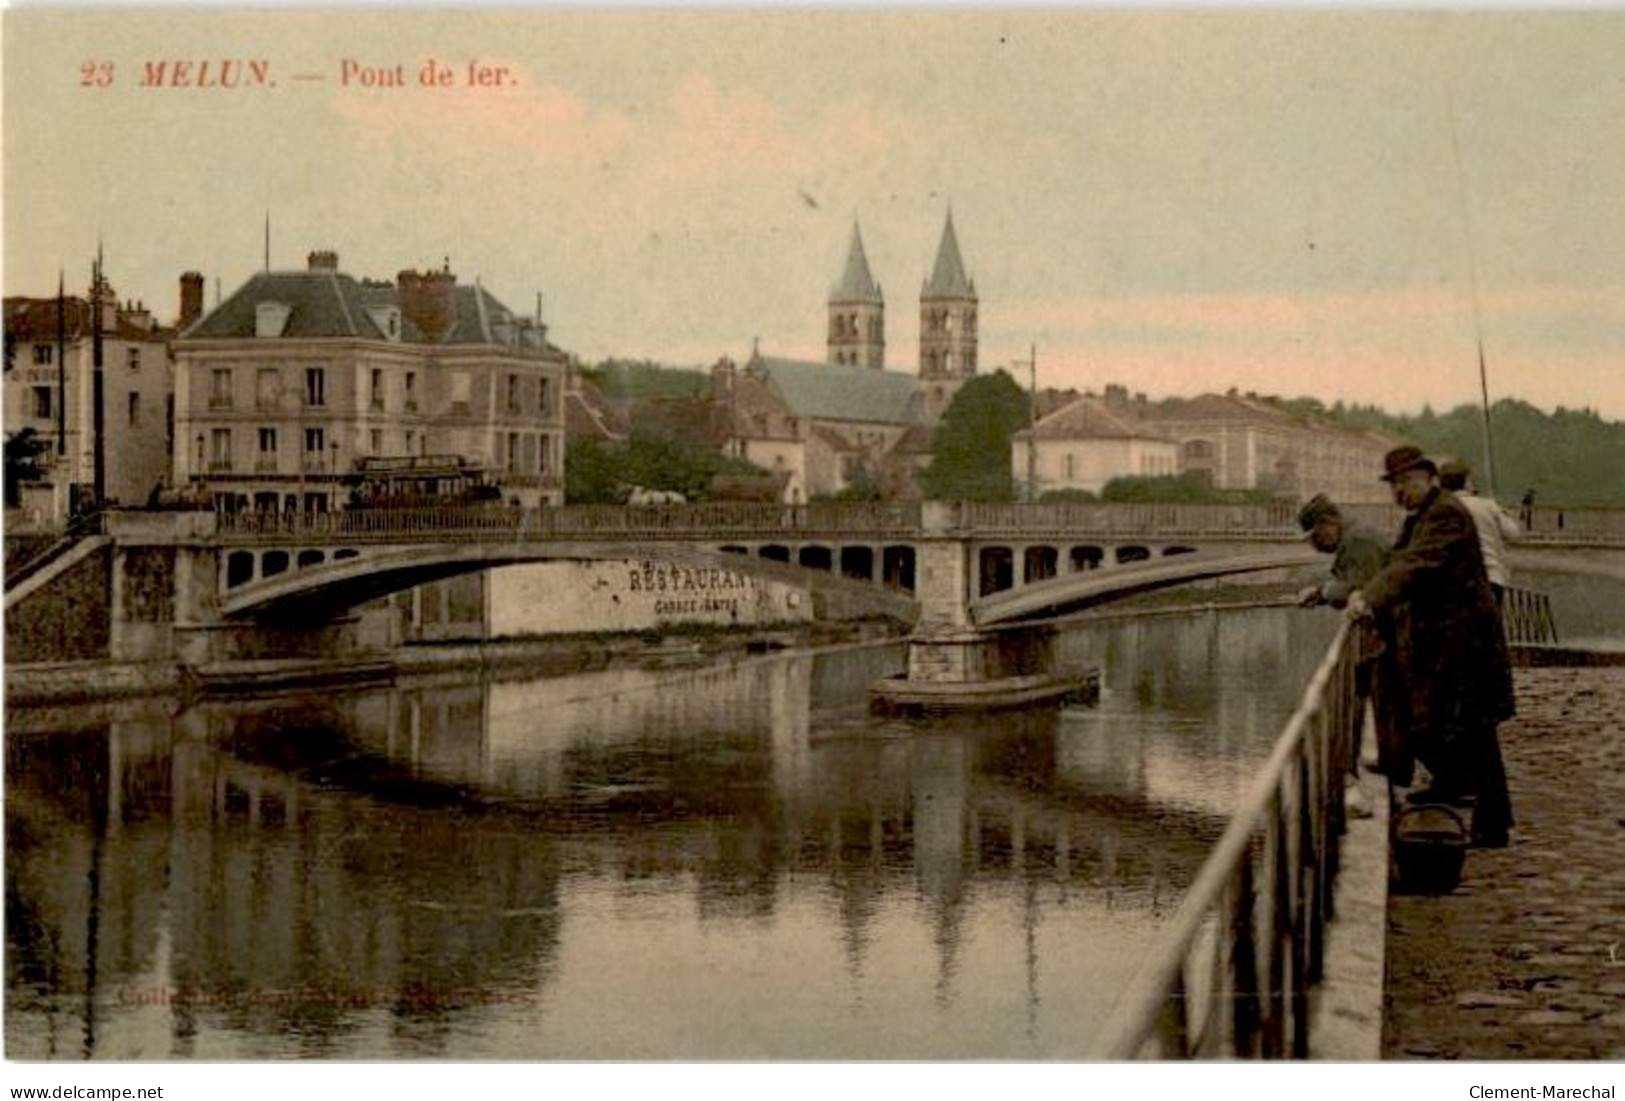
91,246 -> 106,508
55,270 -> 66,457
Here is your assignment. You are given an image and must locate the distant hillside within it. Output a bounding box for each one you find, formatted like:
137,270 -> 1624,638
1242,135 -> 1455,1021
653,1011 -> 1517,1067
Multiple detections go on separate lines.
1259,395 -> 1625,507
580,358 -> 707,401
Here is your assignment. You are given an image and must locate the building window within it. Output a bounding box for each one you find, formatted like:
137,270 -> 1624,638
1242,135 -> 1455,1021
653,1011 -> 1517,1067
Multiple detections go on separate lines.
403,430 -> 416,454
418,432 -> 428,455
507,431 -> 520,470
210,428 -> 232,471
256,367 -> 281,410
32,387 -> 51,419
304,367 -> 326,407
538,378 -> 550,416
257,427 -> 278,470
127,392 -> 140,426
304,427 -> 324,468
210,368 -> 233,409
1064,453 -> 1075,480
369,429 -> 382,454
404,371 -> 418,412
32,345 -> 52,366
538,433 -> 550,474
127,347 -> 140,371
506,374 -> 520,414
370,368 -> 384,411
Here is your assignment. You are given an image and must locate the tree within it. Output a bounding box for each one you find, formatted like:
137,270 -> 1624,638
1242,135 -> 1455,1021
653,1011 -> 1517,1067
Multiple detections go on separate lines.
564,431 -> 770,504
4,427 -> 49,507
920,371 -> 1030,501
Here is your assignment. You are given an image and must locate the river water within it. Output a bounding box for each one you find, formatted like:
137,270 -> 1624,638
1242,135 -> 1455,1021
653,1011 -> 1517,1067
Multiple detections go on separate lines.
5,604 -> 1369,1060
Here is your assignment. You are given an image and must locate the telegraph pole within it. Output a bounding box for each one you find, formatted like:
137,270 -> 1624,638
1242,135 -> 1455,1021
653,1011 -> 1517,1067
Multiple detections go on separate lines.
91,246 -> 106,507
55,269 -> 66,457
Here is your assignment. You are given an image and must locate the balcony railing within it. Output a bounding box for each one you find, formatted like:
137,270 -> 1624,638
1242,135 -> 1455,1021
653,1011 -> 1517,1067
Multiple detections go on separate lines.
1088,621 -> 1359,1058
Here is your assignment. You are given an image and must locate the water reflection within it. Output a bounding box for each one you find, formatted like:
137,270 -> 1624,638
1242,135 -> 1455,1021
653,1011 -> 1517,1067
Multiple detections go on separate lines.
9,607 -> 1338,1059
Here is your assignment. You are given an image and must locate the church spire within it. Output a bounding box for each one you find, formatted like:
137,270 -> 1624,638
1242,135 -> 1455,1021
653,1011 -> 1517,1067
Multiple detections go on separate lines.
923,208 -> 974,299
827,220 -> 885,369
830,220 -> 883,305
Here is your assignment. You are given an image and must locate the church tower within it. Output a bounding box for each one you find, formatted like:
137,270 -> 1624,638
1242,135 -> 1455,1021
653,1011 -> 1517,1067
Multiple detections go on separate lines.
918,209 -> 978,421
827,221 -> 885,369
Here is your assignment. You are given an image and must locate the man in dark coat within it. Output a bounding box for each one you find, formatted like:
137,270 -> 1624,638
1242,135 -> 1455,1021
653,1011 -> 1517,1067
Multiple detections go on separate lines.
1346,446 -> 1516,846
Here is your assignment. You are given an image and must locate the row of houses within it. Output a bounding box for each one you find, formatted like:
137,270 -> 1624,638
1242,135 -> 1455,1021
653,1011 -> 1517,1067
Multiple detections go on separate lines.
5,251 -> 569,523
7,216 -> 1401,523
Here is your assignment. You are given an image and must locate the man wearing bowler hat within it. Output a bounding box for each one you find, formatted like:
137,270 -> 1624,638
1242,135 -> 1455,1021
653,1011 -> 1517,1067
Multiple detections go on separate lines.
1346,445 -> 1516,846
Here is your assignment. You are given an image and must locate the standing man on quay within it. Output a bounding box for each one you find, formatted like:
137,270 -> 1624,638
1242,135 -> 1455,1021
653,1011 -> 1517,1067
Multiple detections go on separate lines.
1439,460 -> 1521,608
1346,446 -> 1516,847
1296,493 -> 1406,794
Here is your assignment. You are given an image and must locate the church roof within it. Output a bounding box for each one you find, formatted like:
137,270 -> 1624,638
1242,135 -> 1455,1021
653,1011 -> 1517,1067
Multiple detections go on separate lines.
922,210 -> 975,300
748,353 -> 923,427
830,222 -> 883,305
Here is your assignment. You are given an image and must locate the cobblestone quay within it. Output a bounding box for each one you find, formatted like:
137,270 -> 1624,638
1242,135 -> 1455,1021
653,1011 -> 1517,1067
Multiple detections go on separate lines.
1384,666 -> 1625,1059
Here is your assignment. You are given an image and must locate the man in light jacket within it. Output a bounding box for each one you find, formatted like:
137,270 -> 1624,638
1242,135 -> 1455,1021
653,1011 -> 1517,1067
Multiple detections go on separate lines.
1438,460 -> 1520,607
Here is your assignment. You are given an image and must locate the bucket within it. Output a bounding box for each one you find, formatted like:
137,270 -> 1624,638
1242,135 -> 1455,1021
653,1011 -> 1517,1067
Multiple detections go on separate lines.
1392,803 -> 1469,894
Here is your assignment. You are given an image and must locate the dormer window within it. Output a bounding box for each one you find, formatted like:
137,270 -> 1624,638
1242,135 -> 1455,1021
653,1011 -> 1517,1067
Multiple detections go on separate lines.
255,301 -> 292,338
366,306 -> 402,342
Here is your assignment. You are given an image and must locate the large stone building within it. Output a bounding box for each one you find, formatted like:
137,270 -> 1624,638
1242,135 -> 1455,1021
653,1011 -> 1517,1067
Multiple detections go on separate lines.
174,251 -> 567,512
1124,387 -> 1400,505
4,277 -> 175,524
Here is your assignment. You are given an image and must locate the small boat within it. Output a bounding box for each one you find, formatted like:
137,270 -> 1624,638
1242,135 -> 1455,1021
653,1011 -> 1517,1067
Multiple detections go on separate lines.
868,668 -> 1099,716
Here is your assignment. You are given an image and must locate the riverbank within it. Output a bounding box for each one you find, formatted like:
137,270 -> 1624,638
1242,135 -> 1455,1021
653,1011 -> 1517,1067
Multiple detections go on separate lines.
3,617 -> 908,707
1382,664 -> 1625,1059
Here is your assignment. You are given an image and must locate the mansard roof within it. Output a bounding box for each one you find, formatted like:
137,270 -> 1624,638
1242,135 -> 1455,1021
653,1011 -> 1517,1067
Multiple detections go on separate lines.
181,269 -> 558,352
922,210 -> 975,300
830,222 -> 883,305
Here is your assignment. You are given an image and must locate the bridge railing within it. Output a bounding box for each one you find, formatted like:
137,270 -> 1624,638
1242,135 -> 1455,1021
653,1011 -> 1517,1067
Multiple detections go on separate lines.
212,501 -> 930,542
1089,619 -> 1359,1059
957,500 -> 1298,536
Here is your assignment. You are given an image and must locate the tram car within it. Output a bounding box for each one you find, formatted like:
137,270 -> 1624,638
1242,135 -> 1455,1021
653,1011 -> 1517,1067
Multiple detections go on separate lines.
343,454 -> 503,508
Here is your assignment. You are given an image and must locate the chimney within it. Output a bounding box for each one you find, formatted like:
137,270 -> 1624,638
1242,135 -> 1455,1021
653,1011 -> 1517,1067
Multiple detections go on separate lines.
179,272 -> 205,329
307,250 -> 339,272
711,357 -> 738,401
396,267 -> 457,343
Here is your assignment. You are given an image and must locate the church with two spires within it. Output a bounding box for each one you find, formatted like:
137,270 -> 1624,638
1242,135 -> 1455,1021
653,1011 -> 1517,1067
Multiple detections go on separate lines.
711,211 -> 982,501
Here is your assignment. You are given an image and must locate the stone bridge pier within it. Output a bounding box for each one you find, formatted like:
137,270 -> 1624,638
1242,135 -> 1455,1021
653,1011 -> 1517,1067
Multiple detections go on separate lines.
902,504 -> 1060,689
105,511 -> 365,666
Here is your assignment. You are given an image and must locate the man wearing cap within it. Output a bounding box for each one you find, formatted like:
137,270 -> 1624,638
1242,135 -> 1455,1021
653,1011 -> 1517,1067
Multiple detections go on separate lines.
1438,460 -> 1520,609
1346,446 -> 1516,846
1297,494 -> 1405,797
1296,493 -> 1389,610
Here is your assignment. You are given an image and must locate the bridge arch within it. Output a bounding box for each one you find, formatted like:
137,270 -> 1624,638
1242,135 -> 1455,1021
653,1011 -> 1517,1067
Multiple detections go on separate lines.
217,539 -> 919,624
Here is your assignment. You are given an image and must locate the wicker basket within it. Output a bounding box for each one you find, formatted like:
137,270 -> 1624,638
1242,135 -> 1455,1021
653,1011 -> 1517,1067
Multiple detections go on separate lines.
1393,803 -> 1469,894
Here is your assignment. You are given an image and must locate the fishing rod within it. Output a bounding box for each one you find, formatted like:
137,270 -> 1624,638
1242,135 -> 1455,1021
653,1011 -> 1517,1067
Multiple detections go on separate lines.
1445,85 -> 1498,497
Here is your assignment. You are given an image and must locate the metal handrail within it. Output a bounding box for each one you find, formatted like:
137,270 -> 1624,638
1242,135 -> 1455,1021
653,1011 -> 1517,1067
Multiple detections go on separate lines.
1089,619 -> 1358,1058
1503,586 -> 1559,647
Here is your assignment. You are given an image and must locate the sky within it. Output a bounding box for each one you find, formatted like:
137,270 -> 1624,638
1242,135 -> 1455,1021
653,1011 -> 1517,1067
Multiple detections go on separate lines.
5,8 -> 1624,418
